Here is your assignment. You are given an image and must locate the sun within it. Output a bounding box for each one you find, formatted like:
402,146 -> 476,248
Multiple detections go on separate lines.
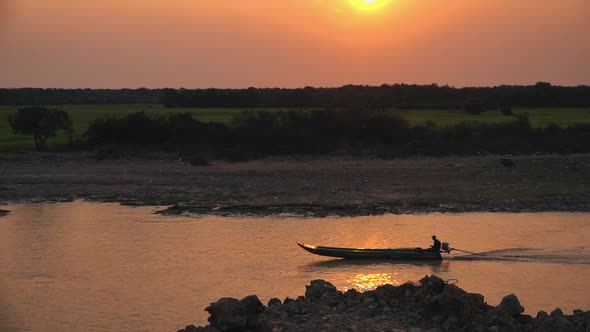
349,0 -> 393,12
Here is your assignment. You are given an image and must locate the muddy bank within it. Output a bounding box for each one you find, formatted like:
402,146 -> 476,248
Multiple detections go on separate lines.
0,152 -> 589,216
179,276 -> 590,332
158,193 -> 590,217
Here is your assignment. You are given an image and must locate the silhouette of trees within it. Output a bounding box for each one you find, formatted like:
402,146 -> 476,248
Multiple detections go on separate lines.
463,98 -> 484,114
84,112 -> 230,150
2,83 -> 589,108
80,110 -> 590,158
8,107 -> 72,150
498,100 -> 513,115
158,83 -> 590,109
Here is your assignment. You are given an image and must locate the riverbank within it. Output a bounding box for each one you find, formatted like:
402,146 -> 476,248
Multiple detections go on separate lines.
0,152 -> 589,216
179,275 -> 590,332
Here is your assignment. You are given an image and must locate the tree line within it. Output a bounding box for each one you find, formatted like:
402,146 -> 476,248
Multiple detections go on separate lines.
2,82 -> 590,108
11,106 -> 588,159
84,110 -> 590,158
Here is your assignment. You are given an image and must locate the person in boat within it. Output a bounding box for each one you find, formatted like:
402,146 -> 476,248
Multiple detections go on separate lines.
429,235 -> 442,252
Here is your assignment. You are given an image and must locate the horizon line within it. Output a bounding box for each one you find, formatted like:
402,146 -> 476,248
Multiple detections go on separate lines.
2,82 -> 589,90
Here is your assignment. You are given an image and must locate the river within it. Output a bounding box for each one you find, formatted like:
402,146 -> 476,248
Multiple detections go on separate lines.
0,202 -> 589,331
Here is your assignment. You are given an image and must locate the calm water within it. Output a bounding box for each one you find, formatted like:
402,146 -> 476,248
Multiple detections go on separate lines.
0,202 -> 589,331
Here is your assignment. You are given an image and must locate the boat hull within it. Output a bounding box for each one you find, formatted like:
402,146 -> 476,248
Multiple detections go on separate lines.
297,242 -> 443,260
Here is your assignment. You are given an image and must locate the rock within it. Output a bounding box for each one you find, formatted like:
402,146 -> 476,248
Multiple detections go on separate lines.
485,307 -> 519,332
389,298 -> 400,308
267,298 -> 282,308
181,276 -> 588,332
319,289 -> 342,307
242,295 -> 265,329
305,279 -> 338,302
343,288 -> 361,302
419,275 -> 446,295
374,283 -> 403,300
343,288 -> 359,297
178,325 -> 197,332
551,308 -> 564,317
515,314 -> 535,332
205,295 -> 266,332
498,294 -> 524,317
536,315 -> 578,332
397,282 -> 418,294
442,316 -> 458,331
416,276 -> 489,329
243,295 -> 264,314
286,299 -> 307,315
178,324 -> 219,332
206,298 -> 245,331
500,158 -> 516,167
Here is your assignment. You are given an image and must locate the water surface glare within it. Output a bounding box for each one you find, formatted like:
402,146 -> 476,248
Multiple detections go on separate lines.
1,202 -> 589,331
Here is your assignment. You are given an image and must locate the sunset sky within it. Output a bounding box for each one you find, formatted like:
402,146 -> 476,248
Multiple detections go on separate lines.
1,0 -> 589,88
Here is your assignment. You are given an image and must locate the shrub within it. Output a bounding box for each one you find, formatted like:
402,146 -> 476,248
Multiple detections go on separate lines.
499,104 -> 513,115
463,98 -> 484,114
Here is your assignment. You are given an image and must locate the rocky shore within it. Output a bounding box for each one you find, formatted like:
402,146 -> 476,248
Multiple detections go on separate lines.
1,153 -> 589,216
179,276 -> 590,332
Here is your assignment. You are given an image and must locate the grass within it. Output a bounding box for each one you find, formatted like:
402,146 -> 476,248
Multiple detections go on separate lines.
1,105 -> 589,151
389,108 -> 590,128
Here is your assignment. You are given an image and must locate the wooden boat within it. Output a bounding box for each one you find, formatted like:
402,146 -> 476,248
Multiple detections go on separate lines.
297,242 -> 443,260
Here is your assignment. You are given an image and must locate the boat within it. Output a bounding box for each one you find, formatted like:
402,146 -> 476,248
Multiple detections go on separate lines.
297,242 -> 443,260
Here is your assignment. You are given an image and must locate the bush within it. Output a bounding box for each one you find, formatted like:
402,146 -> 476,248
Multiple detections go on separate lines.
84,112 -> 230,150
81,109 -> 590,158
463,98 -> 484,114
499,104 -> 513,115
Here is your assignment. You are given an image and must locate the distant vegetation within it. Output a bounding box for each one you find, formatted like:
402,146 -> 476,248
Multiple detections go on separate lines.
82,110 -> 590,160
1,83 -> 590,156
2,82 -> 590,108
8,107 -> 72,150
2,105 -> 590,152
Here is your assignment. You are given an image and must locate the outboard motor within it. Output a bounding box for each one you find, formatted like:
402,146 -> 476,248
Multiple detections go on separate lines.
442,242 -> 452,254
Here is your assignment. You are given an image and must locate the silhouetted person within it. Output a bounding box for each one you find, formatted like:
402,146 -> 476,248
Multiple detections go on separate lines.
430,235 -> 441,252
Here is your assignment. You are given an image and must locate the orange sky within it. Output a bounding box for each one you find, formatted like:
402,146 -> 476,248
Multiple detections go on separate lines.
0,0 -> 589,88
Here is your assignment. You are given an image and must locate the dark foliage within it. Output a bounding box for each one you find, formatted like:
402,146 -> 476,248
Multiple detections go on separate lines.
228,110 -> 411,154
0,88 -> 160,105
498,100 -> 513,115
82,110 -> 590,159
84,112 -> 230,151
2,83 -> 590,108
159,83 -> 590,109
463,98 -> 484,114
8,106 -> 72,150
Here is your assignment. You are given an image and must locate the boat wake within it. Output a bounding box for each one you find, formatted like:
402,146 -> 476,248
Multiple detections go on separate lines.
450,247 -> 590,265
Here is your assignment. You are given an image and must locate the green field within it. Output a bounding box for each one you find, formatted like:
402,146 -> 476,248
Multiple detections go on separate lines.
1,104 -> 589,151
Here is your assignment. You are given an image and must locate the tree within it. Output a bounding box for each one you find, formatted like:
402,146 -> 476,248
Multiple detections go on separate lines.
463,98 -> 484,114
498,101 -> 513,115
8,106 -> 72,150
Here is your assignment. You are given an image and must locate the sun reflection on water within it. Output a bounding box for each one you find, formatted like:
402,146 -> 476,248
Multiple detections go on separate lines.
345,272 -> 404,291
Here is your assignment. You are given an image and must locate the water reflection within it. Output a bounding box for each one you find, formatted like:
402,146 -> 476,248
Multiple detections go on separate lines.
349,273 -> 397,291
306,259 -> 451,292
305,258 -> 444,269
0,203 -> 589,332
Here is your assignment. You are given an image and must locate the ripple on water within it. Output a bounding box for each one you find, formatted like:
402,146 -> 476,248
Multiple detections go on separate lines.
0,202 -> 589,331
